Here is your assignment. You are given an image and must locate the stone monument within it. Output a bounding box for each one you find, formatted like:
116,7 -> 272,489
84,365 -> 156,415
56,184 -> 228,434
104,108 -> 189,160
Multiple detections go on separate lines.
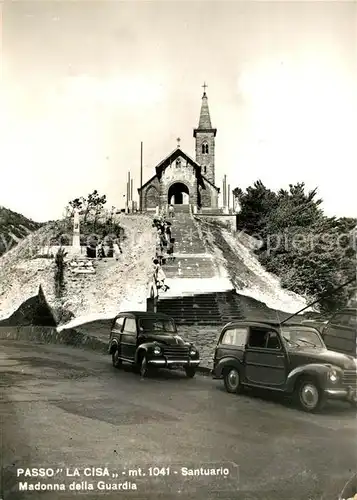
72,208 -> 81,254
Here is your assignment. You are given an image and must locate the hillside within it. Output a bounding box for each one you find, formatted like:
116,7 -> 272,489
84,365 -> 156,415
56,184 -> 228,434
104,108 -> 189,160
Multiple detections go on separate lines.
0,206 -> 44,257
0,214 -> 156,323
0,209 -> 311,327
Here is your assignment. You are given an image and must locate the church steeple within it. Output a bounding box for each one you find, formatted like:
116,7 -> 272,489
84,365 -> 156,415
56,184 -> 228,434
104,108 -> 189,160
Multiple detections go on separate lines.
193,83 -> 217,184
198,85 -> 212,129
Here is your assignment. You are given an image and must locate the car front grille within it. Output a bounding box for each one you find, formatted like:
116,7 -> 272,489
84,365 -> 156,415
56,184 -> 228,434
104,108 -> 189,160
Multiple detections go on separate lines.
342,370 -> 357,387
162,346 -> 190,359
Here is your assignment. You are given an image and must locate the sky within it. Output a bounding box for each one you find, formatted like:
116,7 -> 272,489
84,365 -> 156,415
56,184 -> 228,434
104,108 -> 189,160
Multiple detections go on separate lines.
0,0 -> 356,222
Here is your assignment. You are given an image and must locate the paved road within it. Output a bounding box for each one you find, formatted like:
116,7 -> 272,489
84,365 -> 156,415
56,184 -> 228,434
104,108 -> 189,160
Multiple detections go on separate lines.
1,340 -> 356,500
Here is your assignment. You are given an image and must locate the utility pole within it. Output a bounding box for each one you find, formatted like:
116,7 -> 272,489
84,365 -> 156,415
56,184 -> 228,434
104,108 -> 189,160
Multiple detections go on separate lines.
126,171 -> 130,213
223,174 -> 227,208
228,183 -> 230,211
140,142 -> 143,212
130,178 -> 133,210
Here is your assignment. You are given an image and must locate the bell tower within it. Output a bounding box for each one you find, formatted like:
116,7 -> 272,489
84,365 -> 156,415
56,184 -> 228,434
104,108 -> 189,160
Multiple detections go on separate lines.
193,83 -> 217,184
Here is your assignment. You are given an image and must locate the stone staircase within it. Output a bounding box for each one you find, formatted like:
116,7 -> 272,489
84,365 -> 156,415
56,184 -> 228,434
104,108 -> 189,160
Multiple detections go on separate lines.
155,289 -> 297,326
153,205 -> 233,323
162,206 -> 220,281
152,205 -> 302,326
156,291 -> 245,326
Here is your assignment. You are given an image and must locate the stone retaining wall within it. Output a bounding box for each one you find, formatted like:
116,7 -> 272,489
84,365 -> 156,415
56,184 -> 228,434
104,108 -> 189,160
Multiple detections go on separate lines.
178,325 -> 220,370
0,324 -> 217,372
0,326 -> 107,353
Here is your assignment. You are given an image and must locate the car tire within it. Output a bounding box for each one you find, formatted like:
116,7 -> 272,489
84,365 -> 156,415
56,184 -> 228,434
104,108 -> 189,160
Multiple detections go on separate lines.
139,354 -> 149,378
295,377 -> 326,413
223,367 -> 243,394
185,366 -> 196,378
112,350 -> 122,369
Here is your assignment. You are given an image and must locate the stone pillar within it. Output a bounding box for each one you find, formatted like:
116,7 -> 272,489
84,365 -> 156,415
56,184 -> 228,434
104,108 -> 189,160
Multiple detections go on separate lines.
72,208 -> 81,254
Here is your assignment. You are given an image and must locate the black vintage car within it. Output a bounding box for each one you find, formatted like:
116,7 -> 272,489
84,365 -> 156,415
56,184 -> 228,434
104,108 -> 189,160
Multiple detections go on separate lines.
212,320 -> 357,412
108,311 -> 200,377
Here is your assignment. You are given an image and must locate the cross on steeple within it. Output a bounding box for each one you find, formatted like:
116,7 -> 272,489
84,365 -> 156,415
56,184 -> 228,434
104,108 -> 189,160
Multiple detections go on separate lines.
202,82 -> 208,95
176,137 -> 181,148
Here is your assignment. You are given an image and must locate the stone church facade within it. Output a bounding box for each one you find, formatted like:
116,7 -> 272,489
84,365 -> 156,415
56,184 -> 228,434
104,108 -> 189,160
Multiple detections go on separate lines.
138,89 -> 220,213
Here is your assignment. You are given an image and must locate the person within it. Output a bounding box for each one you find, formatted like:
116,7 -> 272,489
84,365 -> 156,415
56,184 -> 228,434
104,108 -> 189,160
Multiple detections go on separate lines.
167,237 -> 175,262
153,258 -> 169,292
97,241 -> 105,259
165,224 -> 172,242
168,204 -> 174,218
113,239 -> 122,261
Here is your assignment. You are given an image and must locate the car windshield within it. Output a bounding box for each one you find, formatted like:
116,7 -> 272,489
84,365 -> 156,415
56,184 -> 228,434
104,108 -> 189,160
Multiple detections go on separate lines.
280,326 -> 325,349
139,318 -> 176,333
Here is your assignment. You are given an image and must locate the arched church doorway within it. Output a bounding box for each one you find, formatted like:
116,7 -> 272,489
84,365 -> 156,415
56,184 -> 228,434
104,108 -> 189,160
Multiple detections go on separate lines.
168,182 -> 189,205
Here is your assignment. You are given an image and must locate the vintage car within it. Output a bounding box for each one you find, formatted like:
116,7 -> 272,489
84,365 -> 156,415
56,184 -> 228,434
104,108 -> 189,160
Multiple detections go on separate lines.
321,308 -> 357,358
212,320 -> 357,412
108,311 -> 200,377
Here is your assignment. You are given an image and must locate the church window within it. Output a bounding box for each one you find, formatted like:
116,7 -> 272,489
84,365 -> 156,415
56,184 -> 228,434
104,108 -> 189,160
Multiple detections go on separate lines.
176,158 -> 181,168
204,166 -> 206,174
202,142 -> 209,154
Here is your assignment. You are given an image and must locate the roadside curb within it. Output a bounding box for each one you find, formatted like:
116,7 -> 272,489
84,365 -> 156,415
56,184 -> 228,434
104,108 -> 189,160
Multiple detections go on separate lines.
0,325 -> 213,375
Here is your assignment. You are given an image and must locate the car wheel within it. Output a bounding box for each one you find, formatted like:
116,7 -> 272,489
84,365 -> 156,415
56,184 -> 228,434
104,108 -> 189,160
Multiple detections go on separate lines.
112,350 -> 122,369
185,366 -> 196,378
296,378 -> 326,413
223,367 -> 242,394
139,354 -> 149,378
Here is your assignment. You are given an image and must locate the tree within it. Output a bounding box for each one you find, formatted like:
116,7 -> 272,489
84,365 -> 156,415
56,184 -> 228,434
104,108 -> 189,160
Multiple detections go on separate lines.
54,248 -> 67,298
86,190 -> 107,231
234,180 -> 278,234
65,197 -> 85,218
235,180 -> 357,313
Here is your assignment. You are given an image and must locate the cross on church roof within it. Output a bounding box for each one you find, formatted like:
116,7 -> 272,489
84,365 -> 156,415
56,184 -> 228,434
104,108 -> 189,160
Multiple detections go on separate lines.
176,137 -> 181,148
202,82 -> 208,94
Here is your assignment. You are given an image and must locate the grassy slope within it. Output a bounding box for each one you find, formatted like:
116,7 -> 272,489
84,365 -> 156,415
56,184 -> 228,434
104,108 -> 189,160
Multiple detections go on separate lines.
197,218 -> 309,313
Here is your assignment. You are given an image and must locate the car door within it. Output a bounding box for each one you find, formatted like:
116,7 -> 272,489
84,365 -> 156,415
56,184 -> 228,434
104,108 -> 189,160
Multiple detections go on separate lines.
111,315 -> 125,351
244,327 -> 287,387
215,326 -> 248,366
323,312 -> 356,356
120,317 -> 138,361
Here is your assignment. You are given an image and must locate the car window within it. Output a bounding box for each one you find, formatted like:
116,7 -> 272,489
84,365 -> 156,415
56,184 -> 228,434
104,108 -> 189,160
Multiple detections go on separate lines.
248,328 -> 279,348
114,316 -> 125,331
123,317 -> 137,334
331,313 -> 356,328
266,332 -> 281,350
221,328 -> 247,346
248,328 -> 269,348
139,318 -> 176,333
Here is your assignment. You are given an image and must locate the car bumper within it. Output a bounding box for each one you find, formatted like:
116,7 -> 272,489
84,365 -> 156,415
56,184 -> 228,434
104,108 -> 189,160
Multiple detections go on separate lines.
324,386 -> 357,403
148,358 -> 200,367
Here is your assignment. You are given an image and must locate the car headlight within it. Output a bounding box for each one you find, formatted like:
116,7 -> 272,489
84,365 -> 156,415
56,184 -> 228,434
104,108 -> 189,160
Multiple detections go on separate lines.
153,346 -> 161,355
328,369 -> 339,383
189,348 -> 197,357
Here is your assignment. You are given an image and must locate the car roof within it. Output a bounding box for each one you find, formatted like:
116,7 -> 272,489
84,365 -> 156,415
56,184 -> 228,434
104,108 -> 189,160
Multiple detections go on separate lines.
115,311 -> 173,320
223,320 -> 319,329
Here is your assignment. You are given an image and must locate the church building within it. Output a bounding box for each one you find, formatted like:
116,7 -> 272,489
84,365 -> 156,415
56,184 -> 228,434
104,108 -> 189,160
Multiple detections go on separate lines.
138,87 -> 220,213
